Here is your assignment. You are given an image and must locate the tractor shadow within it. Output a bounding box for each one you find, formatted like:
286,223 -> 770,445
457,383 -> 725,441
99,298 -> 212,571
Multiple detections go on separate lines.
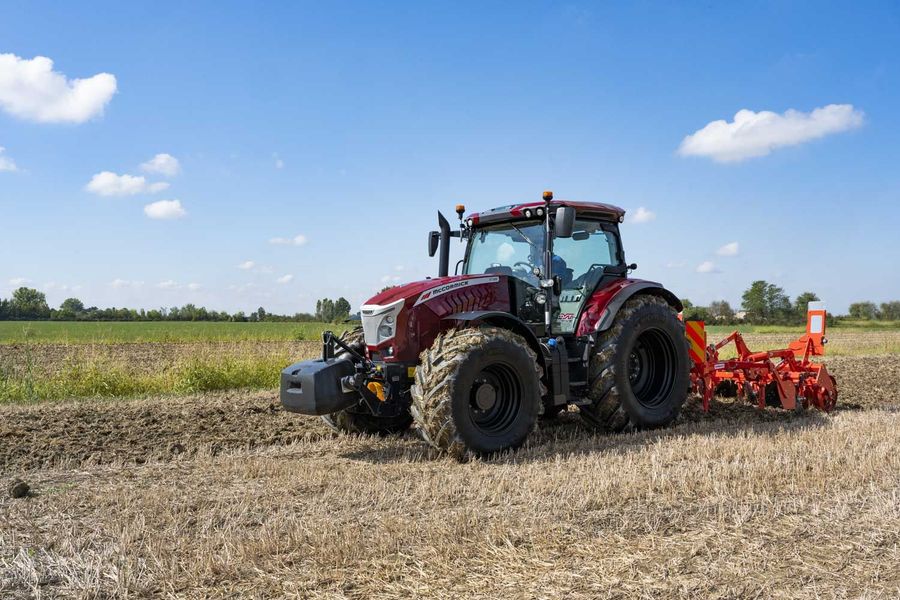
339,395 -> 837,465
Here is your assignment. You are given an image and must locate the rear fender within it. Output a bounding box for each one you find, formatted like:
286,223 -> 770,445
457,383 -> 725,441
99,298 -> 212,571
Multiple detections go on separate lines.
577,280 -> 682,336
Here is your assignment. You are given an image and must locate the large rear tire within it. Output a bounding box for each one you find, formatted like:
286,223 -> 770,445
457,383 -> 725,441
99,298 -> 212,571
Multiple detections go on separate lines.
320,327 -> 413,436
580,295 -> 689,432
411,327 -> 542,459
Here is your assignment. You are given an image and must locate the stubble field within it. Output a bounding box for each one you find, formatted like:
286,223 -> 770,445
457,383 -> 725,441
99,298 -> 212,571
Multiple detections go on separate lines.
1,330 -> 899,598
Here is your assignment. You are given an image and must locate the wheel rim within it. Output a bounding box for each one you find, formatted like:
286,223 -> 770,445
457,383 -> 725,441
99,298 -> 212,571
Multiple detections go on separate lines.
468,362 -> 522,436
627,328 -> 677,408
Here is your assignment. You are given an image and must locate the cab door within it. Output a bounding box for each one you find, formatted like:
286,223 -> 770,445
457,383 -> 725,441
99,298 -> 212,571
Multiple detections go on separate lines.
551,220 -> 624,334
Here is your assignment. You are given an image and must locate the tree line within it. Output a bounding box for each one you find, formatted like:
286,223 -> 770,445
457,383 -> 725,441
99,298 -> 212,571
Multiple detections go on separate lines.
3,282 -> 898,324
0,287 -> 354,323
683,280 -> 898,325
847,301 -> 900,321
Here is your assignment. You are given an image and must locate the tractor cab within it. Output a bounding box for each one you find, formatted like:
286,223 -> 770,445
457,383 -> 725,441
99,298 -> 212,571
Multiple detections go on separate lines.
462,214 -> 625,335
436,193 -> 630,339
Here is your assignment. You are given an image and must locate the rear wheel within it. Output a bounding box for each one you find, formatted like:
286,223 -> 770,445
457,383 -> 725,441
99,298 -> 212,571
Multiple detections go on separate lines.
411,327 -> 542,459
321,327 -> 413,436
581,295 -> 689,432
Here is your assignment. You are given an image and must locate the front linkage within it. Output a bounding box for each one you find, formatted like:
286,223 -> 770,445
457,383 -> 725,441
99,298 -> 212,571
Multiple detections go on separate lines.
320,330 -> 386,412
280,330 -> 407,419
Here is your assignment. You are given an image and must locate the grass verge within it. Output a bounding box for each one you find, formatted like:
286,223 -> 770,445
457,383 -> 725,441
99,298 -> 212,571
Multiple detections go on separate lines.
0,321 -> 354,344
0,349 -> 290,403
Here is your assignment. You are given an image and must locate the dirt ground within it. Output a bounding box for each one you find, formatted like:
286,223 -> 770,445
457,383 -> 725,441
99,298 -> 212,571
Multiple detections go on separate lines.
1,354 -> 899,598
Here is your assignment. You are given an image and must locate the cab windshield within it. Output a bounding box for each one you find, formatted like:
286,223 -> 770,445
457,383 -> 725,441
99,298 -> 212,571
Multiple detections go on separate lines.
465,218 -> 622,333
464,219 -> 621,289
464,221 -> 545,286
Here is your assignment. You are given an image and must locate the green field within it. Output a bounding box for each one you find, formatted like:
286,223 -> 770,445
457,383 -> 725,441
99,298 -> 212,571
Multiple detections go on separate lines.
0,321 -> 354,344
1,319 -> 898,345
705,320 -> 900,335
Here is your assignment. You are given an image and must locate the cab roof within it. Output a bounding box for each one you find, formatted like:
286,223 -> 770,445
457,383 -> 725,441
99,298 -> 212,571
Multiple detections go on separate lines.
466,200 -> 625,227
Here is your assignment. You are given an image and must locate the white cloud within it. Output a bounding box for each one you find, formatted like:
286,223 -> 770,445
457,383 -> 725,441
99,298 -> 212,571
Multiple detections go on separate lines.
144,199 -> 186,220
678,104 -> 864,163
228,282 -> 257,294
8,277 -> 30,286
140,153 -> 180,177
43,282 -> 77,292
269,234 -> 307,246
665,261 -> 686,269
394,265 -> 405,271
237,260 -> 256,270
86,171 -> 169,197
629,207 -> 656,224
276,274 -> 294,284
187,283 -> 202,291
716,241 -> 740,256
696,261 -> 720,274
0,53 -> 117,123
380,275 -> 402,284
275,158 -> 284,169
0,146 -> 17,172
156,280 -> 178,289
110,278 -> 143,289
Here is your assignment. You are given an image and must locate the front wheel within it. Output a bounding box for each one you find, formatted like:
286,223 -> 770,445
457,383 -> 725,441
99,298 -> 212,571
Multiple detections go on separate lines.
411,327 -> 542,459
581,295 -> 689,432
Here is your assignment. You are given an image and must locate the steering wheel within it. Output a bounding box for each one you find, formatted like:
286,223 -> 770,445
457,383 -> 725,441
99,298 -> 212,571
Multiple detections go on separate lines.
513,261 -> 536,273
511,261 -> 541,286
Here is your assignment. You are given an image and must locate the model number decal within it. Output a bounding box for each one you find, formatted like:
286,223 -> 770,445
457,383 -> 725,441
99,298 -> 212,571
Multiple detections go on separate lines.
414,277 -> 500,307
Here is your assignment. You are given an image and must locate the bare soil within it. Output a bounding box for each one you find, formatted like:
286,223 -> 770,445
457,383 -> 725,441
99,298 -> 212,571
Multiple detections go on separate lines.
0,391 -> 328,473
0,355 -> 891,475
0,353 -> 898,598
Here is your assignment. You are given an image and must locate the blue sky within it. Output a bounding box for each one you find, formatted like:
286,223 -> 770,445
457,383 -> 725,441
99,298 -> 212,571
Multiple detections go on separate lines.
1,1 -> 898,315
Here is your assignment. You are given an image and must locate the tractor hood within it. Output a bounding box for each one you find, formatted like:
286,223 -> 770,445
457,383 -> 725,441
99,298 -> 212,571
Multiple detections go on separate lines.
363,275 -> 493,308
360,274 -> 511,361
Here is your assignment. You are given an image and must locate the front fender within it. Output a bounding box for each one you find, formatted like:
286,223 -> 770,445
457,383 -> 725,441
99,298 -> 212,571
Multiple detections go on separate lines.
444,311 -> 543,360
577,280 -> 682,336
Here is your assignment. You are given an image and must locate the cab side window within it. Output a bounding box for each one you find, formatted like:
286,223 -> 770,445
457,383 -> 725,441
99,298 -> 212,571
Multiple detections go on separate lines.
553,220 -> 620,288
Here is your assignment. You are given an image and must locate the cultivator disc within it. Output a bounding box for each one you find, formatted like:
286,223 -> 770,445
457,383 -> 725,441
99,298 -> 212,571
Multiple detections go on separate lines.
686,302 -> 838,414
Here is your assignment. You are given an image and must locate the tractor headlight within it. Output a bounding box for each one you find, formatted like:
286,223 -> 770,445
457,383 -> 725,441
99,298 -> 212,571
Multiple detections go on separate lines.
360,298 -> 405,346
378,323 -> 394,340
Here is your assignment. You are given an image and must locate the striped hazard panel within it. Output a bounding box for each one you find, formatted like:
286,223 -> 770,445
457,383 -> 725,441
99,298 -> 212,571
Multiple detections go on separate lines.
685,320 -> 706,365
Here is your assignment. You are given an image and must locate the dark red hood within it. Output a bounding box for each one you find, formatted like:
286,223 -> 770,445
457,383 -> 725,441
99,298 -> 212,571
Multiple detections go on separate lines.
363,274 -> 512,362
364,275 -> 476,307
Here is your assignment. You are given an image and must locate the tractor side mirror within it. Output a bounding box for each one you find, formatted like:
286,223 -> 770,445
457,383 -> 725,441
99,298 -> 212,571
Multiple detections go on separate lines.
428,231 -> 440,257
555,207 -> 576,238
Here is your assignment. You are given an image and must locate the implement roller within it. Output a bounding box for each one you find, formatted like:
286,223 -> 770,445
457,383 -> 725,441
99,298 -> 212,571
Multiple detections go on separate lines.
687,302 -> 838,413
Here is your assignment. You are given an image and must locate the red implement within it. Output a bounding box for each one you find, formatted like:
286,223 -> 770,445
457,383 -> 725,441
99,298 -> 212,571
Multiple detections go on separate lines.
688,302 -> 838,413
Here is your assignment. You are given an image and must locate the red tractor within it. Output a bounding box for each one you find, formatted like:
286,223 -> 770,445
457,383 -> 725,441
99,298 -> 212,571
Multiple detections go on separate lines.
281,191 -> 690,457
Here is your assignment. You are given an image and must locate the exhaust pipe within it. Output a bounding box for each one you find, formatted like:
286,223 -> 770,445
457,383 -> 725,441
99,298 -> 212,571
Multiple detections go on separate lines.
438,211 -> 451,277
